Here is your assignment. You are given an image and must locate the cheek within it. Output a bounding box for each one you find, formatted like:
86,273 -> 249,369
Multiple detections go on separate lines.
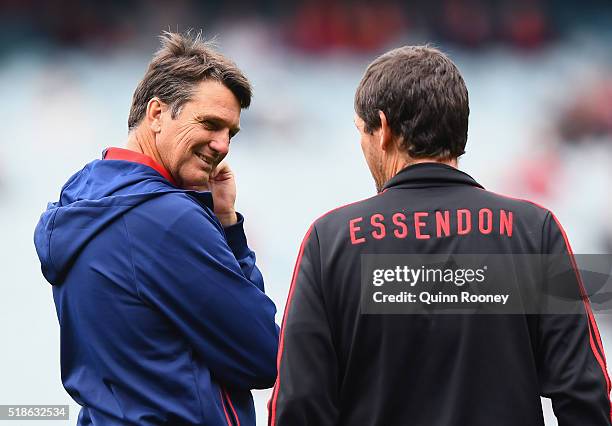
158,122 -> 182,155
175,126 -> 200,148
360,135 -> 375,160
167,129 -> 199,159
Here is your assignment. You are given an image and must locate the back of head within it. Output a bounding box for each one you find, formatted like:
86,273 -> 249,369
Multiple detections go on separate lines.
354,46 -> 469,160
128,31 -> 252,131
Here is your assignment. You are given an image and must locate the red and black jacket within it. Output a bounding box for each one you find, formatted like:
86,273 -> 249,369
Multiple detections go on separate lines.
270,163 -> 611,426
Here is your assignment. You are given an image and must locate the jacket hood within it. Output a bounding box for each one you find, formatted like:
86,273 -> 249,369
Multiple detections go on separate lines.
34,159 -> 211,285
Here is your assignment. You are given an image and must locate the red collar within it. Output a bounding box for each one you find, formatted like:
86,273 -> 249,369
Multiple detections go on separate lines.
103,147 -> 177,185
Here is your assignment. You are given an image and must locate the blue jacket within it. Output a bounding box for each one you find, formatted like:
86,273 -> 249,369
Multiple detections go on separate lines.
34,154 -> 279,425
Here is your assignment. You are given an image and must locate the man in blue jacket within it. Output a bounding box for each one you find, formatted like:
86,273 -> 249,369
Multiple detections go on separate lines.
34,31 -> 279,426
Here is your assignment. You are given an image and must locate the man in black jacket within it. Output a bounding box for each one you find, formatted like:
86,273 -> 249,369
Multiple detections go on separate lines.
269,46 -> 611,425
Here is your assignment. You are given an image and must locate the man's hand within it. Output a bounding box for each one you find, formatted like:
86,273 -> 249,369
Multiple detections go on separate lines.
209,161 -> 238,227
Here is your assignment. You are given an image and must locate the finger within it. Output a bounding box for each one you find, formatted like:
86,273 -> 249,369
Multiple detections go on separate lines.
215,161 -> 230,173
211,161 -> 232,179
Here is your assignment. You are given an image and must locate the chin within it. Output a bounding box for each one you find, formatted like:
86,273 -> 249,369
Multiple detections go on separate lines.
178,172 -> 210,191
182,183 -> 210,191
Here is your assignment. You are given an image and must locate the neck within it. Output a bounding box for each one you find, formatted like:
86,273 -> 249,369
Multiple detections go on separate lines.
386,154 -> 458,182
126,126 -> 164,166
406,156 -> 457,169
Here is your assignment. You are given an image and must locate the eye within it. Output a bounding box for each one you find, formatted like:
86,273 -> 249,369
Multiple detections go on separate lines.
201,120 -> 219,130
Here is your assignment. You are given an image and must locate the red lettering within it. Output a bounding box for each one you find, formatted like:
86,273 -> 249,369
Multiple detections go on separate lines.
479,208 -> 493,234
457,209 -> 472,235
371,214 -> 386,240
414,212 -> 430,239
349,217 -> 366,244
500,210 -> 513,237
435,210 -> 450,237
392,213 -> 408,238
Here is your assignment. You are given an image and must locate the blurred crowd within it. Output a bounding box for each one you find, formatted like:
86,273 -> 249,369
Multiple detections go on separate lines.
2,0 -> 612,54
516,73 -> 612,251
558,78 -> 612,144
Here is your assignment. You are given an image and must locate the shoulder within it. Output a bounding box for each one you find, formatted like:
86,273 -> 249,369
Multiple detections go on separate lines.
293,193 -> 384,249
476,189 -> 551,221
125,191 -> 222,238
311,193 -> 383,229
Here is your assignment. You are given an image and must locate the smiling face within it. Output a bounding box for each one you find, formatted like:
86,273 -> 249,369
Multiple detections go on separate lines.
155,79 -> 241,190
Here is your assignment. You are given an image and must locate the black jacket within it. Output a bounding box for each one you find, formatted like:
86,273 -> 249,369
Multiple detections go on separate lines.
270,163 -> 611,426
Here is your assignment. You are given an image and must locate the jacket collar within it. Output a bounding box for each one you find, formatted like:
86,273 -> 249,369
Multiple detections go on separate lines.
101,147 -> 213,208
382,162 -> 484,191
102,147 -> 177,186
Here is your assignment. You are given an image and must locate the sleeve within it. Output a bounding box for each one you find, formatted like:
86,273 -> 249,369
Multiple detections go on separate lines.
128,203 -> 279,390
269,225 -> 340,426
538,211 -> 612,425
223,213 -> 265,292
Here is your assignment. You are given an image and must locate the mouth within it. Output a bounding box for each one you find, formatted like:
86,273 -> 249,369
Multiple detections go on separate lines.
195,152 -> 215,169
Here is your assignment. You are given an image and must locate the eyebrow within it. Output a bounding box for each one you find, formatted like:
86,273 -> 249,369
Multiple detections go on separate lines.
196,114 -> 241,137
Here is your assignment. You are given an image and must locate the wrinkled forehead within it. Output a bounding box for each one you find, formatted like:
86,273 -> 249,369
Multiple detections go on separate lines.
187,80 -> 242,125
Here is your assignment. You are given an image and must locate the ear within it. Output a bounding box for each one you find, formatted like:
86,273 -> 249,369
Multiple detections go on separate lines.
146,97 -> 163,134
378,110 -> 393,152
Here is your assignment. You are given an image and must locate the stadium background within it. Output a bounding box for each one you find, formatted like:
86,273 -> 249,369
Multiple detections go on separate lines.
2,0 -> 612,424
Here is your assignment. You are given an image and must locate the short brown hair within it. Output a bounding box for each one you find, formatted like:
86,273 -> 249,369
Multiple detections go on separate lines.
128,31 -> 252,130
355,46 -> 469,160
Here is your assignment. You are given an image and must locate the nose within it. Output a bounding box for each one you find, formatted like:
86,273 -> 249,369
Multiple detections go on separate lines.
209,133 -> 230,157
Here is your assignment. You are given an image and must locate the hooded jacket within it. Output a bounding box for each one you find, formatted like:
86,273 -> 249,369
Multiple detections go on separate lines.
34,148 -> 279,426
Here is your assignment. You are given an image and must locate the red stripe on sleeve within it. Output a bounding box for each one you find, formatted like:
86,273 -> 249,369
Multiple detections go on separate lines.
223,388 -> 241,426
220,389 -> 232,426
550,213 -> 612,421
269,224 -> 313,426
